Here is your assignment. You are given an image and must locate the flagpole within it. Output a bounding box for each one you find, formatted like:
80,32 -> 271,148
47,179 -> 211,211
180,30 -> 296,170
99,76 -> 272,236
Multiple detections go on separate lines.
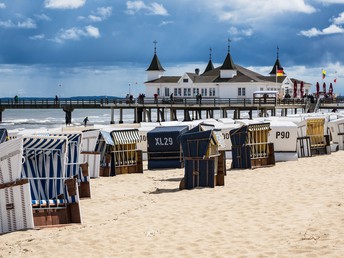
275,65 -> 277,88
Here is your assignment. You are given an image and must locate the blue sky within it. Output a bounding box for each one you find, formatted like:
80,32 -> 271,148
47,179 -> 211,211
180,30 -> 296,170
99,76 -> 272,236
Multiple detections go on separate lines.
1,0 -> 344,98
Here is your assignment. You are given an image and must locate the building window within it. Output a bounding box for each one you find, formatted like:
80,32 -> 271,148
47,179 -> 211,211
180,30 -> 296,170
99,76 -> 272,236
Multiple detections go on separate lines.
193,88 -> 199,96
238,87 -> 246,96
164,88 -> 169,97
174,88 -> 182,96
183,88 -> 191,97
157,88 -> 160,96
183,78 -> 188,83
209,88 -> 215,96
201,88 -> 207,96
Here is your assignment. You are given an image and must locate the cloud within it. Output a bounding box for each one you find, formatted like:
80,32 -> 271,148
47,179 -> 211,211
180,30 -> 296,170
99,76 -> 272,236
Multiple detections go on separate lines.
228,26 -> 253,41
44,0 -> 86,9
126,1 -> 169,16
332,11 -> 344,25
79,6 -> 112,22
0,18 -> 36,29
29,34 -> 45,40
85,25 -> 100,38
300,24 -> 344,37
52,25 -> 100,43
0,3 -> 5,9
34,14 -> 51,21
159,20 -> 174,26
198,0 -> 315,24
318,0 -> 344,3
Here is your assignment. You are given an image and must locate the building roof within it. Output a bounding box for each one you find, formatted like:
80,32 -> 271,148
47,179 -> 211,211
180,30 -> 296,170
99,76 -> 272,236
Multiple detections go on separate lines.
220,52 -> 235,70
146,54 -> 165,71
203,59 -> 215,74
269,58 -> 284,75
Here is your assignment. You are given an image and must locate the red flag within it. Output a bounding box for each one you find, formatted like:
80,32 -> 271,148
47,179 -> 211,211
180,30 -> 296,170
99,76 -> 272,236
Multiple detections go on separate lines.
334,78 -> 337,83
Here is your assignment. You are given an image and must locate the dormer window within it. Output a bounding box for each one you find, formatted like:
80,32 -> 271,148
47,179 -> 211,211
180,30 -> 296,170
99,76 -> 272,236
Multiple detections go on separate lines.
183,78 -> 188,83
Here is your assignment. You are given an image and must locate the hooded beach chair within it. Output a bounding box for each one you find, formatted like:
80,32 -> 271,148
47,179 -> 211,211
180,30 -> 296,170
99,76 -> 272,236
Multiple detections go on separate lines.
179,129 -> 222,190
0,137 -> 34,234
147,125 -> 188,169
297,118 -> 330,156
21,135 -> 82,227
110,129 -> 143,175
230,122 -> 275,169
79,129 -> 101,178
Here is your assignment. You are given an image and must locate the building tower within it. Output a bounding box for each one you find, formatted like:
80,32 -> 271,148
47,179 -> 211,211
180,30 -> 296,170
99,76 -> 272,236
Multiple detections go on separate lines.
146,40 -> 165,81
220,38 -> 237,79
269,46 -> 284,76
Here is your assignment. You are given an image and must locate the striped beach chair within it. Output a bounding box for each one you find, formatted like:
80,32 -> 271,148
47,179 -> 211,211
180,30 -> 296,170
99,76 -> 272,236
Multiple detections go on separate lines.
21,135 -> 82,227
0,137 -> 34,234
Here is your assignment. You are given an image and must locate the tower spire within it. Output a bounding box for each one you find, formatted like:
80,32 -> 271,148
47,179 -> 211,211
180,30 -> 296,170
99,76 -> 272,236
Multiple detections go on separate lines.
209,47 -> 212,60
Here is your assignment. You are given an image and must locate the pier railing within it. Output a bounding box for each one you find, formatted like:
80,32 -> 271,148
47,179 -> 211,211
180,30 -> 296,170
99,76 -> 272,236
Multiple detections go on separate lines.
0,97 -> 342,109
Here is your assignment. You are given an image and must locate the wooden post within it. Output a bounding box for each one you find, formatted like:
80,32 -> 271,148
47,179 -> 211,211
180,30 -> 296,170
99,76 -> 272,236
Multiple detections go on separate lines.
110,107 -> 115,124
119,108 -> 123,124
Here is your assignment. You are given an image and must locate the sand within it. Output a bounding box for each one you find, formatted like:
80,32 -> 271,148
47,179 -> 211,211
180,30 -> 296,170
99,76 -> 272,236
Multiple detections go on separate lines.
1,152 -> 344,257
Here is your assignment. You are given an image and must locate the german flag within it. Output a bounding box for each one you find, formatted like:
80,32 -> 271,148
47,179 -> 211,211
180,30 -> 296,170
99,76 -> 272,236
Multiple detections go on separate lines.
277,69 -> 284,76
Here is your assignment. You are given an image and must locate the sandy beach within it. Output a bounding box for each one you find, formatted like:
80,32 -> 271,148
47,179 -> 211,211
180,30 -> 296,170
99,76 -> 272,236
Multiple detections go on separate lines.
1,152 -> 343,257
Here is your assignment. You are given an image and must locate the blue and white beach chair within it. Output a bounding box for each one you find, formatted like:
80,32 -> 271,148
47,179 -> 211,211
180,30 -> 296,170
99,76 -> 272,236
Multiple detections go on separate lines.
21,135 -> 82,227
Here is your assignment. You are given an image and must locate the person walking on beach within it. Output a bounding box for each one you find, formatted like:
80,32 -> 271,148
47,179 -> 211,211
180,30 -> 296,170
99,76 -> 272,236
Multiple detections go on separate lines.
55,95 -> 59,104
154,93 -> 158,104
170,93 -> 174,103
14,95 -> 18,103
83,116 -> 89,127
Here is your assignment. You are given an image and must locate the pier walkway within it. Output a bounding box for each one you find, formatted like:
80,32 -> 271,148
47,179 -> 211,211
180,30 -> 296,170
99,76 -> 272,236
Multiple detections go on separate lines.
0,96 -> 342,124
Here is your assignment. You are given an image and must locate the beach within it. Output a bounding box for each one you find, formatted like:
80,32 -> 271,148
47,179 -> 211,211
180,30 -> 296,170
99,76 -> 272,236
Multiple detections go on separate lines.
1,152 -> 343,257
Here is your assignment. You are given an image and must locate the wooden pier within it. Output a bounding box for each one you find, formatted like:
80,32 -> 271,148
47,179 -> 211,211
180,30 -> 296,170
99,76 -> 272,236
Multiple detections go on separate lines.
0,96 -> 343,124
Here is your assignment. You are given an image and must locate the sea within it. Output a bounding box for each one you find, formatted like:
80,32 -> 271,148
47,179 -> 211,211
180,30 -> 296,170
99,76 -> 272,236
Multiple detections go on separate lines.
0,107 -> 320,132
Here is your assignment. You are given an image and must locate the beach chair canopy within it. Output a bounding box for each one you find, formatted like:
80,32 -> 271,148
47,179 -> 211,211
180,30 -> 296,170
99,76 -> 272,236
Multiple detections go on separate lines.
99,130 -> 114,145
81,129 -> 100,152
21,135 -> 68,201
188,122 -> 226,149
180,130 -> 218,158
111,129 -> 140,145
0,137 -> 23,183
0,128 -> 8,143
147,126 -> 188,152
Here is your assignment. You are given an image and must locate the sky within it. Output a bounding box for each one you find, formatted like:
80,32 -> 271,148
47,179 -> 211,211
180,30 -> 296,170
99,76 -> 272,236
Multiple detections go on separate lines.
1,0 -> 344,98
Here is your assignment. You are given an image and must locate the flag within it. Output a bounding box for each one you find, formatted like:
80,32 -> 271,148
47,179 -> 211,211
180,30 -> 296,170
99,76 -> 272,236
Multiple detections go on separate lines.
322,69 -> 326,79
277,69 -> 284,76
334,71 -> 337,83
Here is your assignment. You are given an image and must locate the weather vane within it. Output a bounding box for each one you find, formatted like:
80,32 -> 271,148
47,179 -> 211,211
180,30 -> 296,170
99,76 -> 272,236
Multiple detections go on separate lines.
153,40 -> 157,54
277,46 -> 279,59
228,38 -> 231,53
